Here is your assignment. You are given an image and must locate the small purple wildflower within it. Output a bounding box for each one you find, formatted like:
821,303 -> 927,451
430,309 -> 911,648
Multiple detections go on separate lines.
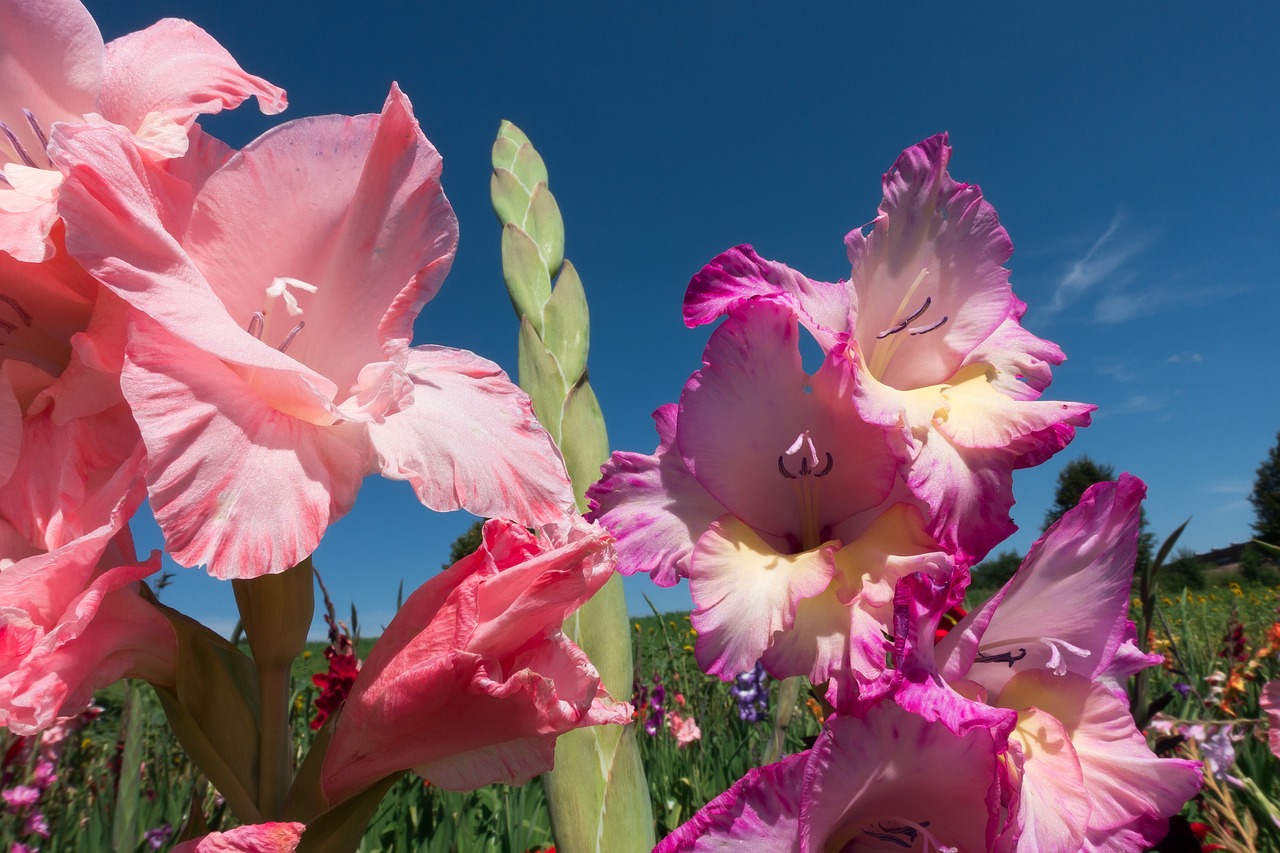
1172,682 -> 1192,697
144,825 -> 174,850
730,661 -> 768,723
644,674 -> 667,736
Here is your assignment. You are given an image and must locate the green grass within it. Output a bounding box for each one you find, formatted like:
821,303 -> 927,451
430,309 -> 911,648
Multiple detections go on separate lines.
4,576 -> 1279,851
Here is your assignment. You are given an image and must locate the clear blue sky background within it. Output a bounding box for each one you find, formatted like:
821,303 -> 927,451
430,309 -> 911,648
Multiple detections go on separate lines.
87,1 -> 1280,637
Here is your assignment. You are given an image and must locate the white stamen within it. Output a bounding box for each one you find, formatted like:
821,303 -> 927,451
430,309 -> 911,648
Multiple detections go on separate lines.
785,430 -> 820,467
266,276 -> 318,317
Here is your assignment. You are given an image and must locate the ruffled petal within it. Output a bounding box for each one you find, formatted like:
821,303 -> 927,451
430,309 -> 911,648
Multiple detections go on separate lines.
368,346 -> 574,527
684,244 -> 849,350
100,18 -> 285,132
587,404 -> 726,587
121,316 -> 368,579
655,752 -> 806,852
690,515 -> 835,678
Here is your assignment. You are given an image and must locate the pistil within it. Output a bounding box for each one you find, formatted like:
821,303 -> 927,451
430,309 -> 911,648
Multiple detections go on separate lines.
777,430 -> 833,550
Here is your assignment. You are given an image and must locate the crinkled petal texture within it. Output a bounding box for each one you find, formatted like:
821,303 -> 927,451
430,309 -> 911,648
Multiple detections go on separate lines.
99,18 -> 286,131
655,752 -> 806,852
0,0 -> 102,261
659,703 -> 1001,853
938,475 -> 1148,696
1001,670 -> 1202,852
844,134 -> 1093,561
321,517 -> 628,806
0,479 -> 175,735
171,822 -> 304,853
587,404 -> 726,587
0,0 -> 283,261
55,85 -> 573,578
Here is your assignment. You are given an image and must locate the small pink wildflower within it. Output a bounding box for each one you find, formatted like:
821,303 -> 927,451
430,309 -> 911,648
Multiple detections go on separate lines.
667,711 -> 701,747
2,785 -> 39,809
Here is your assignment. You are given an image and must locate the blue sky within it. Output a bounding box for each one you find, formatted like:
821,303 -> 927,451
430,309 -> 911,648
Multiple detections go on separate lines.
88,1 -> 1280,635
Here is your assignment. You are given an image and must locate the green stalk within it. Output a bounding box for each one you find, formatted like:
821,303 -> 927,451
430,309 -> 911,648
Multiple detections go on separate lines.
492,121 -> 654,852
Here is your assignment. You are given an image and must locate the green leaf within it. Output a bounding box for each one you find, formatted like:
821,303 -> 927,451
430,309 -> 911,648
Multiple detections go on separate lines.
527,183 -> 565,276
1151,519 -> 1191,573
543,260 -> 589,383
295,773 -> 401,853
501,224 -> 552,330
497,119 -> 533,151
560,378 -> 609,510
111,685 -> 146,851
517,316 -> 566,441
490,168 -> 530,229
153,601 -> 263,823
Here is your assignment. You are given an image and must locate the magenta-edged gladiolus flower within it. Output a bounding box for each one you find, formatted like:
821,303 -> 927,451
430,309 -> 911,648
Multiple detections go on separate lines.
0,0 -> 286,263
0,472 -> 175,735
685,134 -> 1093,564
1261,680 -> 1280,761
320,516 -> 630,806
170,822 -> 304,853
658,702 -> 1002,852
51,85 -> 575,579
591,300 -> 952,705
891,476 -> 1201,851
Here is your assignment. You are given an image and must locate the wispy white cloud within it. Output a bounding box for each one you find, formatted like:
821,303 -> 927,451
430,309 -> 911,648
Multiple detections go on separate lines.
1045,211 -> 1151,316
1208,479 -> 1251,496
1096,360 -> 1139,383
1092,394 -> 1168,418
1168,352 -> 1204,364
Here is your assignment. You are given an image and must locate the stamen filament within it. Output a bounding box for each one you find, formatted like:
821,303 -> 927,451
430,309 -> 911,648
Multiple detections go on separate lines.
246,311 -> 265,340
0,120 -> 37,168
22,110 -> 48,154
278,321 -> 305,353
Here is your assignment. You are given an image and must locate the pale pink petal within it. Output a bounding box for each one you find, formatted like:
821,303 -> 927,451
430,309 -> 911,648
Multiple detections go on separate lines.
655,752 -> 806,852
679,302 -> 896,541
684,244 -> 850,350
801,706 -> 1001,853
121,316 -> 367,579
368,345 -> 575,527
953,476 -> 1147,698
1001,670 -> 1201,843
0,370 -> 18,485
849,133 -> 1014,390
51,121 -> 339,421
690,515 -> 835,678
935,363 -> 1095,450
969,302 -> 1066,398
100,18 -> 285,133
171,822 -> 304,853
0,0 -> 101,149
1004,705 -> 1091,852
587,404 -> 726,587
183,85 -> 455,391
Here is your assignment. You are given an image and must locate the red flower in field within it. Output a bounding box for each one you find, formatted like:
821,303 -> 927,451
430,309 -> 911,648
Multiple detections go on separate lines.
310,647 -> 359,731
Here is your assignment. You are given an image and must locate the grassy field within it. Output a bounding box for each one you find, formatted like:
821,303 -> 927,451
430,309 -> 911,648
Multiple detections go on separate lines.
2,572 -> 1278,851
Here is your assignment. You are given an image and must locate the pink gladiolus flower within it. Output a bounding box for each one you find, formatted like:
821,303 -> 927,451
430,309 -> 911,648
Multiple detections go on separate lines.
0,0 -> 285,262
590,300 -> 953,706
658,702 -> 1001,852
0,478 -> 176,735
320,516 -> 630,806
171,822 -> 304,853
666,711 -> 701,747
1262,680 -> 1280,760
685,134 -> 1093,564
892,476 -> 1201,851
52,85 -> 575,579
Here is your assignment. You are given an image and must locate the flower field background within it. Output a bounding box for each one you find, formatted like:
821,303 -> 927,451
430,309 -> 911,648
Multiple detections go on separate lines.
3,568 -> 1278,852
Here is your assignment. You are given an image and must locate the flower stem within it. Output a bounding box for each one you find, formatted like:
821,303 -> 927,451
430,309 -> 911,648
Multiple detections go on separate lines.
762,675 -> 801,765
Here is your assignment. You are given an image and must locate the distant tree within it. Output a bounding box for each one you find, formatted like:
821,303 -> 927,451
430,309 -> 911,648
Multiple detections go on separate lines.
443,519 -> 485,570
1161,547 -> 1207,591
1043,456 -> 1155,570
1250,429 -> 1280,547
1241,543 -> 1280,586
972,549 -> 1021,589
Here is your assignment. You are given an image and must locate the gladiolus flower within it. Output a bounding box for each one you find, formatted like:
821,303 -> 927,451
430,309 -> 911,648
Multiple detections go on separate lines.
53,84 -> 575,579
684,134 -> 1092,565
171,822 -> 304,853
657,703 -> 1001,852
320,516 -> 629,806
0,0 -> 285,262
